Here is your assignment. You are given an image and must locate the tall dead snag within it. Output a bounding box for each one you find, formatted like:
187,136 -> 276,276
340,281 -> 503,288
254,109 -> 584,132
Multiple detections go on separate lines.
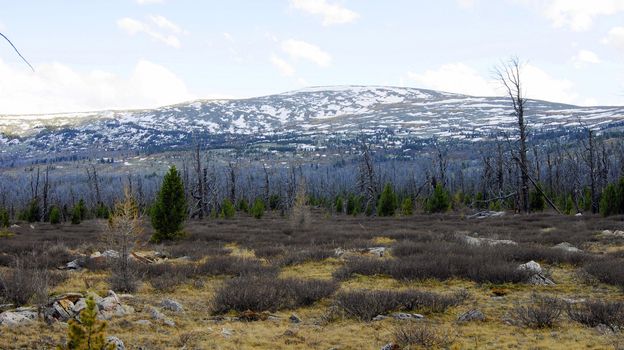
191,142 -> 207,219
358,141 -> 378,214
228,162 -> 237,203
42,165 -> 50,221
581,126 -> 598,214
290,178 -> 311,230
496,57 -> 529,213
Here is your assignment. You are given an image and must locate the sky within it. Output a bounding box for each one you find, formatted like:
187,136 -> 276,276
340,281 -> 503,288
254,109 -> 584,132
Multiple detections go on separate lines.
0,0 -> 623,114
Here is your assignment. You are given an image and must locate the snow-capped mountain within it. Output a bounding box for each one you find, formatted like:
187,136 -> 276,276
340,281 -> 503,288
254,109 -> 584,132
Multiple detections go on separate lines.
1,86 -> 623,158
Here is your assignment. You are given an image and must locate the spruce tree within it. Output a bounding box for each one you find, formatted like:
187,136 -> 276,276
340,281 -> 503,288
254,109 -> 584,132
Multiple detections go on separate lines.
49,206 -> 61,224
250,198 -> 265,219
401,197 -> 413,216
377,183 -> 397,217
221,198 -> 236,219
71,205 -> 82,225
425,184 -> 450,213
151,166 -> 187,242
0,208 -> 9,228
57,295 -> 114,350
600,183 -> 619,217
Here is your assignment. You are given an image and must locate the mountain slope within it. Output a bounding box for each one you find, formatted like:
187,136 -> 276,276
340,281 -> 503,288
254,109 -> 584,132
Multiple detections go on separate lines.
1,86 -> 623,158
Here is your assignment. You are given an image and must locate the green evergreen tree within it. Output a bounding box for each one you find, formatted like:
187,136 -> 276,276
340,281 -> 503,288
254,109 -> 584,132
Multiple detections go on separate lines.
57,295 -> 114,350
150,166 -> 187,242
529,188 -> 545,212
95,202 -> 109,219
221,198 -> 236,219
346,194 -> 360,216
564,194 -> 575,215
77,199 -> 87,220
268,194 -> 281,210
377,183 -> 397,217
425,184 -> 450,213
250,198 -> 265,219
0,208 -> 9,228
23,199 -> 41,223
617,176 -> 624,214
335,195 -> 344,214
600,183 -> 619,217
71,205 -> 82,225
401,197 -> 413,216
237,199 -> 249,213
49,206 -> 61,224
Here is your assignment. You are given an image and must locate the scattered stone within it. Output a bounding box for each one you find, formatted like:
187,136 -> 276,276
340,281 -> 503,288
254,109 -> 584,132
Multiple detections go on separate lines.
575,213 -> 583,217
380,343 -> 400,350
135,319 -> 152,326
553,242 -> 582,253
368,247 -> 387,257
457,309 -> 485,323
163,319 -> 176,327
289,313 -> 301,323
528,273 -> 556,286
0,304 -> 14,312
148,306 -> 174,326
29,224 -> 35,229
598,230 -> 624,239
372,315 -> 389,321
161,299 -> 184,313
518,260 -> 542,274
334,248 -> 346,257
221,327 -> 234,337
105,336 -> 125,350
0,310 -> 37,327
391,312 -> 424,320
467,211 -> 505,219
101,250 -> 120,259
463,235 -> 517,247
52,299 -> 75,321
63,259 -> 82,270
10,224 -> 20,228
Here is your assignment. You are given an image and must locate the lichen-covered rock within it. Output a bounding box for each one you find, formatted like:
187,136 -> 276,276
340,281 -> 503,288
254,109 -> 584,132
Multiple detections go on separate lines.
518,260 -> 542,274
0,310 -> 37,327
161,298 -> 184,312
105,336 -> 125,350
553,242 -> 582,253
457,309 -> 485,322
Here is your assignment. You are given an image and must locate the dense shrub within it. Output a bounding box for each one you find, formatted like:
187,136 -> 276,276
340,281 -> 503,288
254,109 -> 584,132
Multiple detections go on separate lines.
211,276 -> 337,314
151,166 -> 187,242
0,254 -> 67,307
335,252 -> 530,284
529,188 -> 545,212
567,300 -> 624,331
197,256 -> 277,277
21,199 -> 41,223
513,294 -> 563,328
601,183 -> 619,217
335,196 -> 344,214
277,248 -> 334,266
401,197 -> 413,216
71,205 -> 82,225
332,289 -> 467,321
254,246 -> 286,260
137,263 -> 197,292
393,323 -> 456,349
585,258 -> 624,288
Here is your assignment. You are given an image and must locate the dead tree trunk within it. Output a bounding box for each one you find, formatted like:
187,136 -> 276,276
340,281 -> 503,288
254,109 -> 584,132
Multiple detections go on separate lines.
496,57 -> 529,213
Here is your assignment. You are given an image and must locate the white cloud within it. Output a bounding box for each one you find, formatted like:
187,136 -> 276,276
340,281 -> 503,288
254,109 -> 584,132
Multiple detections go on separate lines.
407,63 -> 497,96
603,26 -> 624,50
0,59 -> 195,114
281,39 -> 331,67
521,0 -> 624,31
290,0 -> 359,26
572,49 -> 601,68
117,15 -> 185,48
407,62 -> 580,104
136,0 -> 164,4
457,0 -> 476,8
270,54 -> 296,77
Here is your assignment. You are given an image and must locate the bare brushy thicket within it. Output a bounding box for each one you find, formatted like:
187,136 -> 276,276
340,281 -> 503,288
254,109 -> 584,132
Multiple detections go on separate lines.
512,294 -> 563,329
290,180 -> 311,230
567,300 -> 624,331
107,188 -> 142,292
393,322 -> 457,349
0,252 -> 66,313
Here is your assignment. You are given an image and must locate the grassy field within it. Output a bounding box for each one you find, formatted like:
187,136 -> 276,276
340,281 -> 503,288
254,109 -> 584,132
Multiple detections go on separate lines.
1,211 -> 623,349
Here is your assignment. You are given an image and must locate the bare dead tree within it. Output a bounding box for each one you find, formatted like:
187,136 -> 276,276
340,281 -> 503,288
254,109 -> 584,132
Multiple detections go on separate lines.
357,141 -> 378,214
42,166 -> 50,221
191,141 -> 207,219
0,32 -> 34,71
228,162 -> 237,203
580,126 -> 598,213
495,57 -> 529,213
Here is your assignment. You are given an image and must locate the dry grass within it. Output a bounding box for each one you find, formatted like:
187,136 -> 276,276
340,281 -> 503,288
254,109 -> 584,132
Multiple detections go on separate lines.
0,212 -> 623,349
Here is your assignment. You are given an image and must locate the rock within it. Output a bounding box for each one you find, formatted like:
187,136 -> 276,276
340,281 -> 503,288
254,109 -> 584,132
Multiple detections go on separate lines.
148,306 -> 174,326
575,213 -> 583,216
52,299 -> 76,321
334,248 -> 346,257
102,250 -> 120,259
368,247 -> 386,257
553,242 -> 582,253
64,259 -> 82,270
221,327 -> 234,337
135,319 -> 152,326
372,315 -> 389,321
598,230 -> 624,239
380,343 -> 400,350
10,224 -> 20,228
467,211 -> 505,219
55,293 -> 84,304
391,312 -> 424,320
518,260 -> 542,274
105,336 -> 125,350
163,318 -> 176,327
29,224 -> 35,229
0,310 -> 37,327
528,273 -> 556,286
161,298 -> 184,312
463,235 -> 517,247
457,309 -> 485,323
289,314 -> 301,323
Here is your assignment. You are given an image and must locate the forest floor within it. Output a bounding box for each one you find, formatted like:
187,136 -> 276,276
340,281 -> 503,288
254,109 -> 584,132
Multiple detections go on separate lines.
1,211 -> 624,349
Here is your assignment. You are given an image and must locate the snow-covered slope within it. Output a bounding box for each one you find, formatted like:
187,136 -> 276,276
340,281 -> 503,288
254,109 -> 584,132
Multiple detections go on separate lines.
1,86 -> 623,157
